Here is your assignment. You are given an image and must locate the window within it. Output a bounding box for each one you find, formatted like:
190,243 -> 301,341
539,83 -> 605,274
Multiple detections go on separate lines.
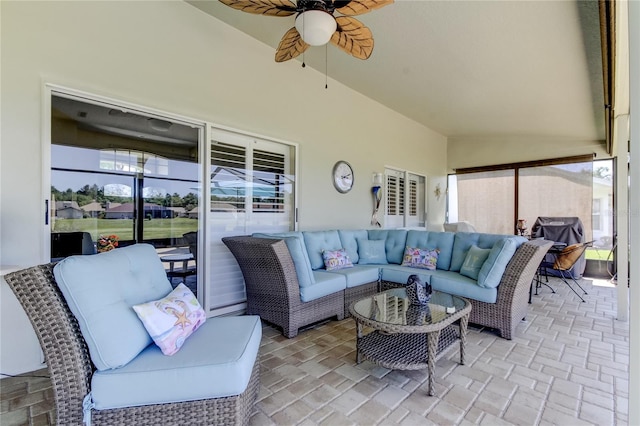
384,168 -> 426,228
447,155 -> 598,241
208,128 -> 296,315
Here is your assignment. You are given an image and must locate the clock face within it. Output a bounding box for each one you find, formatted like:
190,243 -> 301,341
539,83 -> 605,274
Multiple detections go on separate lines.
332,161 -> 354,193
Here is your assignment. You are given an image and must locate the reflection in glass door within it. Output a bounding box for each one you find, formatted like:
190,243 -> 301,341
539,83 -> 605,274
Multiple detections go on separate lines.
50,93 -> 203,294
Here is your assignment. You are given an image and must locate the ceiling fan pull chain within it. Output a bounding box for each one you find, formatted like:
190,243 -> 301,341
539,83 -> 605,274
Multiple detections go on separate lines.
325,44 -> 328,89
301,12 -> 306,68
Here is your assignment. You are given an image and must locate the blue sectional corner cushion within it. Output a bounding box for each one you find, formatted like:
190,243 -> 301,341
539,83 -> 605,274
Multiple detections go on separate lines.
224,230 -> 552,340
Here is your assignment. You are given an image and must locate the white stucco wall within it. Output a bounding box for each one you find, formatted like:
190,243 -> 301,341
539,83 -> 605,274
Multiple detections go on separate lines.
0,1 -> 446,374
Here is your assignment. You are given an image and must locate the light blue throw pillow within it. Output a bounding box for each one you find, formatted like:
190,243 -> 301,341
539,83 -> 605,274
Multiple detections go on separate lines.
460,245 -> 492,280
357,238 -> 388,264
477,238 -> 519,288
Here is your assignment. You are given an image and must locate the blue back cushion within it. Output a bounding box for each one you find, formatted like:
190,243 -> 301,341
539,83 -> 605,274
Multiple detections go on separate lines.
338,229 -> 368,264
368,229 -> 407,264
53,244 -> 172,370
405,230 -> 455,270
303,230 -> 342,270
450,233 -> 480,272
477,237 -> 527,288
252,232 -> 315,287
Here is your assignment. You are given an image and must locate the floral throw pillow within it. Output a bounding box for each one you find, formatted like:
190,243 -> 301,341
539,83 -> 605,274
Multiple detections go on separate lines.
133,283 -> 206,356
401,246 -> 440,270
322,248 -> 354,271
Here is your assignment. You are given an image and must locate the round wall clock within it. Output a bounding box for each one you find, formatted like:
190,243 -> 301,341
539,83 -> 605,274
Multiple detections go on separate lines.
332,160 -> 354,193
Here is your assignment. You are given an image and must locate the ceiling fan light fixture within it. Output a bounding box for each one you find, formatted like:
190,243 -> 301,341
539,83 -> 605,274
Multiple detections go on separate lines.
295,10 -> 336,46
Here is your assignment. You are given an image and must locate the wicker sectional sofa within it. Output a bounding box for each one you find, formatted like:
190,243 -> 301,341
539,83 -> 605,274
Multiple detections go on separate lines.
223,229 -> 552,340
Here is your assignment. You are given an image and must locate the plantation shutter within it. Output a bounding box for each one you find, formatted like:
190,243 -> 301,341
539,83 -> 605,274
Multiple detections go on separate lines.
208,129 -> 295,315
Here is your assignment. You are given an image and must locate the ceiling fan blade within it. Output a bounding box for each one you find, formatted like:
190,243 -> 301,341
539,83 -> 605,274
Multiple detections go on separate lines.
275,27 -> 310,62
335,0 -> 393,16
330,16 -> 373,60
218,0 -> 297,16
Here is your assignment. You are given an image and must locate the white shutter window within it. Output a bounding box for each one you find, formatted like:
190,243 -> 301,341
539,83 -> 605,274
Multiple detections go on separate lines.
385,169 -> 426,229
208,129 -> 296,315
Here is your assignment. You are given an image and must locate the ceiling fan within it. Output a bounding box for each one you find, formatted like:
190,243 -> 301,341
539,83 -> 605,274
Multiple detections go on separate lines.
218,0 -> 394,62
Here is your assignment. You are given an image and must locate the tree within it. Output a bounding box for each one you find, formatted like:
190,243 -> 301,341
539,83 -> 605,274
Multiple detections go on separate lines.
593,166 -> 612,180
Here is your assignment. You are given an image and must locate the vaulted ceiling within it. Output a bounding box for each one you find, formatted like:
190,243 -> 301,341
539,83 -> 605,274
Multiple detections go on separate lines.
188,0 -> 606,147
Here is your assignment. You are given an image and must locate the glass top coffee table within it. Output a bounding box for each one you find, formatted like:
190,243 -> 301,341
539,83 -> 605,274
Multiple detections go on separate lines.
349,288 -> 472,396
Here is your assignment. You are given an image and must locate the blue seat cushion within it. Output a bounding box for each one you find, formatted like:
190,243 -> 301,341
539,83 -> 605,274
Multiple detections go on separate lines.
431,271 -> 498,303
325,265 -> 380,288
380,265 -> 434,285
303,230 -> 342,270
301,271 -> 346,302
91,315 -> 262,410
53,244 -> 172,371
252,232 -> 315,287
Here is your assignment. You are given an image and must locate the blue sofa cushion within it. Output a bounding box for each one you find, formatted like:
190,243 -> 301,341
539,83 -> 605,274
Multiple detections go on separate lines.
450,233 -> 481,272
357,238 -> 388,265
325,265 -> 380,288
91,315 -> 261,409
303,230 -> 342,270
338,229 -> 368,264
53,244 -> 172,371
460,245 -> 492,280
252,232 -> 315,287
379,265 -> 434,285
302,272 -> 347,302
405,230 -> 455,270
368,229 -> 407,264
431,272 -> 498,304
477,237 -> 526,288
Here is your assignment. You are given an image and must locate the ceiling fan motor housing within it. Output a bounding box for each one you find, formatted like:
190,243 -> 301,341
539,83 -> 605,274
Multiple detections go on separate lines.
295,9 -> 337,46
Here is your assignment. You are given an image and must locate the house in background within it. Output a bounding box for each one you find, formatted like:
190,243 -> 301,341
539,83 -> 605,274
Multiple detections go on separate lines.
54,201 -> 83,219
81,201 -> 105,218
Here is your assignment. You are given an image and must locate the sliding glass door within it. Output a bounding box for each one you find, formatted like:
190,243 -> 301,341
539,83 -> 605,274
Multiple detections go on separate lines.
49,92 -> 203,293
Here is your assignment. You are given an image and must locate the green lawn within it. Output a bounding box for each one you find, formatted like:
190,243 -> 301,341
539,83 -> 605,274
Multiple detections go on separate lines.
585,247 -> 613,261
53,217 -> 198,242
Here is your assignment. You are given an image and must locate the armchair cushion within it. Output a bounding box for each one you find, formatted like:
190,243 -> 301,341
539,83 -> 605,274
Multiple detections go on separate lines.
53,244 -> 172,370
133,283 -> 206,356
91,315 -> 262,409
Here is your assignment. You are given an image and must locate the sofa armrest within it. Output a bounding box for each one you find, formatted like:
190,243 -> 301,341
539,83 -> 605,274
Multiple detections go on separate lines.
222,236 -> 304,311
496,239 -> 553,304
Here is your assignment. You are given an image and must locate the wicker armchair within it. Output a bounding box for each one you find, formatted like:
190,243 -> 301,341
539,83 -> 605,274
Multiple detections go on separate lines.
4,263 -> 259,425
222,236 -> 345,338
382,239 -> 553,340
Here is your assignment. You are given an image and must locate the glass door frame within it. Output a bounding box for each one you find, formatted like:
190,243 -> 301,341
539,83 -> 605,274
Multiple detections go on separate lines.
43,83 -> 209,302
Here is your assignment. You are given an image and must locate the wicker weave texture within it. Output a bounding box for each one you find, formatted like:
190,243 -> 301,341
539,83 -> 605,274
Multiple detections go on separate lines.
382,239 -> 553,340
4,263 -> 259,425
223,236 -> 345,338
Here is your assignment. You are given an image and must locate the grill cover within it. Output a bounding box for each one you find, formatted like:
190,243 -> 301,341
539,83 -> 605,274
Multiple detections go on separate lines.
531,217 -> 585,278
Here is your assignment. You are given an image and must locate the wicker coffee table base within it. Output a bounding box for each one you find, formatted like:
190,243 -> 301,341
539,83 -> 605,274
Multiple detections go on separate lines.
353,311 -> 470,396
